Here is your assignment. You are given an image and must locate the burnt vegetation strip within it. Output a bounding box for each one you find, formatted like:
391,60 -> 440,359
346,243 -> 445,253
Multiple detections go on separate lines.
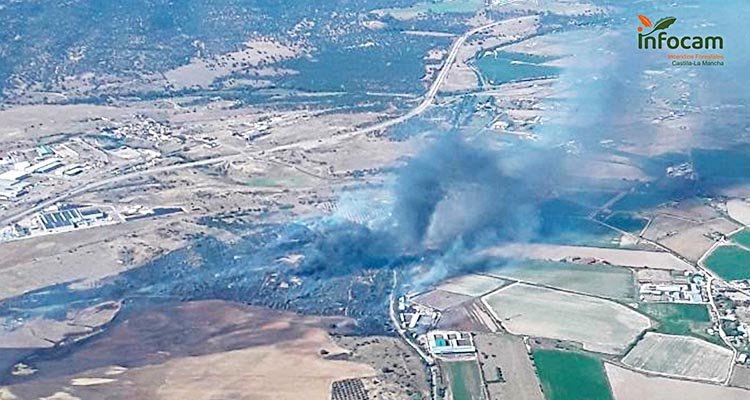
0,222 -> 398,344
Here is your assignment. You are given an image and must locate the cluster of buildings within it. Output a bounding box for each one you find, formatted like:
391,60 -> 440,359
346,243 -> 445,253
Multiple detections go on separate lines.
395,296 -> 477,361
397,296 -> 438,332
37,206 -> 108,233
100,115 -> 173,143
0,145 -> 88,202
638,272 -> 707,303
714,289 -> 750,361
666,162 -> 695,179
0,204 -> 118,244
639,282 -> 705,303
0,168 -> 31,200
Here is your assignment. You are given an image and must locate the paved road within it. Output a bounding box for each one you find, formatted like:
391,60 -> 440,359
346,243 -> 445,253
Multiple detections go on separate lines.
1,18 -> 507,226
265,19 -> 507,154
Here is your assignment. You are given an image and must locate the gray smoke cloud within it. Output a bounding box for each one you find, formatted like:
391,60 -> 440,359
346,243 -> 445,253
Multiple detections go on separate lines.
312,1 -> 750,284
392,133 -> 547,250
383,131 -> 563,285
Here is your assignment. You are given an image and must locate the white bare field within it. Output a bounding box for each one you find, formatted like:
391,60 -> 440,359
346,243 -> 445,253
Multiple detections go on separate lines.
437,274 -> 506,297
606,363 -> 750,400
728,199 -> 750,226
622,333 -> 733,382
481,243 -> 694,271
482,284 -> 651,354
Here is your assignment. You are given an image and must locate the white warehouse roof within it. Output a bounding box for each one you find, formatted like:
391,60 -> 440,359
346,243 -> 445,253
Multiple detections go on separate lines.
0,169 -> 29,182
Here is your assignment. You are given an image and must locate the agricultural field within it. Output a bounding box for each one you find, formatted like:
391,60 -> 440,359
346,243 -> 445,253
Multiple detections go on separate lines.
657,217 -> 741,262
481,244 -> 695,271
730,365 -> 750,390
483,261 -> 635,300
443,360 -> 485,400
482,284 -> 651,354
437,274 -> 507,297
704,245 -> 750,280
604,213 -> 649,234
727,200 -> 750,226
637,303 -> 718,343
412,289 -> 474,311
0,301 -> 376,400
375,0 -> 484,18
731,228 -> 750,248
538,216 -> 624,248
641,204 -> 741,262
474,333 -> 544,400
436,302 -> 497,332
605,363 -> 750,400
532,349 -> 613,400
622,333 -> 733,382
635,268 -> 673,282
474,52 -> 560,85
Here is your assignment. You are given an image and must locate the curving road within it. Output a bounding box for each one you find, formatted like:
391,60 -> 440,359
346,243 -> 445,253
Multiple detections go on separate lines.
265,18 -> 507,153
1,18 -> 507,226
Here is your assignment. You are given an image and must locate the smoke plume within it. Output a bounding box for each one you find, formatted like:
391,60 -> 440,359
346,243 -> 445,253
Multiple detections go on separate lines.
393,133 -> 543,249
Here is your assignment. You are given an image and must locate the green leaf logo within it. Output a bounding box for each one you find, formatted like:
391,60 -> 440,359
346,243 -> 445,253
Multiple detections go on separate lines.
642,16 -> 677,36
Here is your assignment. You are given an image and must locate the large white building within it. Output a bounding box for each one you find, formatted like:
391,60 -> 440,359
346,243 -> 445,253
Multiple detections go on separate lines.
426,330 -> 476,355
0,169 -> 31,201
0,169 -> 30,183
27,158 -> 63,174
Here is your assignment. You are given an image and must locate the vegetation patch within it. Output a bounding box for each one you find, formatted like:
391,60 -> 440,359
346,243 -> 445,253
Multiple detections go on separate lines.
638,303 -> 720,345
731,229 -> 750,248
475,51 -> 559,85
444,360 -> 485,400
605,213 -> 649,234
705,245 -> 750,280
533,349 -> 613,400
485,260 -> 635,300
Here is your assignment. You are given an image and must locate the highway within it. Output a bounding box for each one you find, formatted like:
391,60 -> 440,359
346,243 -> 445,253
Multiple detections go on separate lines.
0,18 -> 506,226
264,18 -> 507,153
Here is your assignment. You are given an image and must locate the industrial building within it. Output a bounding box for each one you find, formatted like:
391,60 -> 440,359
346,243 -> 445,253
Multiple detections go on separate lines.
27,158 -> 64,174
35,145 -> 54,158
0,182 -> 30,201
55,164 -> 85,177
0,169 -> 31,201
426,331 -> 476,356
37,206 -> 108,232
639,282 -> 705,303
0,169 -> 30,183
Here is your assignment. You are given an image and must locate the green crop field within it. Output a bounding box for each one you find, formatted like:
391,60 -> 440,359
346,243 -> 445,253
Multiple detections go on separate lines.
731,229 -> 750,248
638,303 -> 722,345
445,361 -> 485,400
485,260 -> 635,300
705,245 -> 750,280
378,0 -> 484,17
532,350 -> 613,400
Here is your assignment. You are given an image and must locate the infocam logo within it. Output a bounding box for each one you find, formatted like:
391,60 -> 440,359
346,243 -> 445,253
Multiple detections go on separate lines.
637,15 -> 723,50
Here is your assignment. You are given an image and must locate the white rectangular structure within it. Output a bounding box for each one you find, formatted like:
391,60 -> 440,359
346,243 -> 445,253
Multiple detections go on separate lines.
426,330 -> 476,355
